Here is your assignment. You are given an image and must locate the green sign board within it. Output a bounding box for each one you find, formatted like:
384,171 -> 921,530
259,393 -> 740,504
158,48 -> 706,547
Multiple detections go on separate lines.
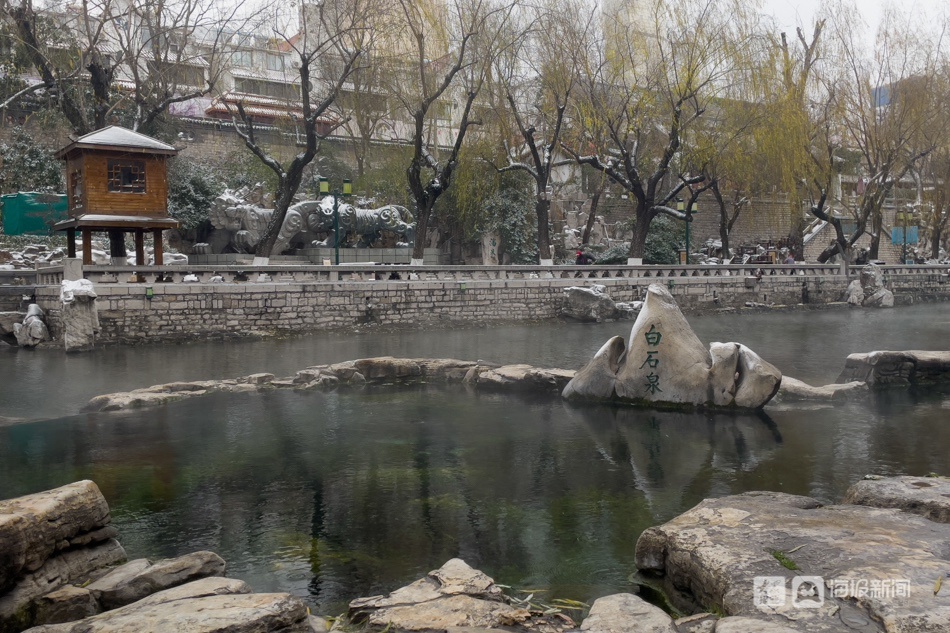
1,192 -> 68,236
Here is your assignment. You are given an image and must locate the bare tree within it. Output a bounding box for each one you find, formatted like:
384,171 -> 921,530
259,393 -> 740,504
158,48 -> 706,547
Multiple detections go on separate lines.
107,0 -> 248,135
490,0 -> 594,263
387,0 -> 515,264
562,0 -> 751,261
0,0 -> 248,135
231,0 -> 369,259
801,2 -> 943,264
1,0 -> 116,134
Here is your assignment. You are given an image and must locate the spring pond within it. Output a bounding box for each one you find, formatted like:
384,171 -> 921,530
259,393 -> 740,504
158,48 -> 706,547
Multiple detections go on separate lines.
1,305 -> 949,615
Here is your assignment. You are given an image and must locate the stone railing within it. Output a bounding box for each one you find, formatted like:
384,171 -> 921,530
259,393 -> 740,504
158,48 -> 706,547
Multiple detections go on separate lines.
66,262 -> 859,285
4,262 -> 950,287
0,266 -> 64,286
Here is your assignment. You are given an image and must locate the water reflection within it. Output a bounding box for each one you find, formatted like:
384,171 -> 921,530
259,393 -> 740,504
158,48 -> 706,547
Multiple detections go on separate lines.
570,406 -> 783,521
4,384 -> 946,614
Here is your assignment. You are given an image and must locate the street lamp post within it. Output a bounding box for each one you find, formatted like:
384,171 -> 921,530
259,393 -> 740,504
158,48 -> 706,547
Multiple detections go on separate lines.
677,199 -> 698,264
319,177 -> 353,265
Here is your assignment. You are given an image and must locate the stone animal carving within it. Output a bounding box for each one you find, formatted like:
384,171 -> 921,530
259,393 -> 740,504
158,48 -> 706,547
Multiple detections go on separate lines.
306,198 -> 415,247
206,188 -> 416,255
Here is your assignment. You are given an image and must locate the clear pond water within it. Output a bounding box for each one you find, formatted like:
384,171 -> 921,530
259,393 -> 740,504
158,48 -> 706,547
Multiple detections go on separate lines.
1,305 -> 949,614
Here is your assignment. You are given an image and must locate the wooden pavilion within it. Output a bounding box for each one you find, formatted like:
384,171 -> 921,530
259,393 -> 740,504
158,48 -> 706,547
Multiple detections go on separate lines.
53,126 -> 179,265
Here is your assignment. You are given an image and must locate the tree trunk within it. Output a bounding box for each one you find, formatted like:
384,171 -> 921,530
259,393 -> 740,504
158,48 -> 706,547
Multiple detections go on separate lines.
582,188 -> 603,244
868,210 -> 882,260
536,197 -> 551,261
712,184 -> 730,260
787,203 -> 804,261
411,200 -> 434,261
627,207 -> 651,260
256,169 -> 302,258
933,226 -> 942,260
88,54 -> 114,131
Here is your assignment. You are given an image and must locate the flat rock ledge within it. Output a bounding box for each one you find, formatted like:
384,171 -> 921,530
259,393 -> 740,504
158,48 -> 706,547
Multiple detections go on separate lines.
843,474 -> 950,524
635,488 -> 950,632
81,357 -> 576,413
836,350 -> 950,388
774,377 -> 868,402
78,347 -> 950,415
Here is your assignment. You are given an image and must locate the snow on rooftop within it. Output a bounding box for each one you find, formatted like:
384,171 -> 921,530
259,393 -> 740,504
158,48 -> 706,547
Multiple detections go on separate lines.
69,126 -> 177,152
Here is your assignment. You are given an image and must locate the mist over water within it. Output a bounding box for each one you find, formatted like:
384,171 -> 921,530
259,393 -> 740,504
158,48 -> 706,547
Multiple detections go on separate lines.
2,304 -> 948,613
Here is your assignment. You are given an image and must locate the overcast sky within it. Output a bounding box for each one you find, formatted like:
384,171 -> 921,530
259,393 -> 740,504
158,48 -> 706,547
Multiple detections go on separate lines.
763,0 -> 947,35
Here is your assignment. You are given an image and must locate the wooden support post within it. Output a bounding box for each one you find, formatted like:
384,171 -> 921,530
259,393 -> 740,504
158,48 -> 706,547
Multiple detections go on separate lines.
81,229 -> 92,265
135,230 -> 145,266
152,229 -> 164,265
67,229 -> 76,258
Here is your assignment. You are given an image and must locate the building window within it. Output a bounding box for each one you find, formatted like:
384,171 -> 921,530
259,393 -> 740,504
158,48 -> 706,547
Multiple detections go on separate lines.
233,50 -> 252,67
234,77 -> 299,101
108,160 -> 147,193
265,53 -> 284,71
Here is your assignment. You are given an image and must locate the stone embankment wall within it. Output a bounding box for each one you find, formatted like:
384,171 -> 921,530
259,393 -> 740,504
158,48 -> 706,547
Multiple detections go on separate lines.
29,270 -> 950,346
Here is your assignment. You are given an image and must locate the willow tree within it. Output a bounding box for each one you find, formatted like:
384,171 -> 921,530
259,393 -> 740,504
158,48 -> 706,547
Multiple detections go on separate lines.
683,12 -> 777,261
834,6 -> 943,261
802,1 -> 944,264
768,18 -> 825,256
563,0 -> 753,262
918,147 -> 950,260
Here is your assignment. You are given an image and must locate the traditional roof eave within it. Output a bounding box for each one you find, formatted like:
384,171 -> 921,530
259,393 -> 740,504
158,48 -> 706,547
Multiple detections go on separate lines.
53,215 -> 180,231
55,126 -> 179,159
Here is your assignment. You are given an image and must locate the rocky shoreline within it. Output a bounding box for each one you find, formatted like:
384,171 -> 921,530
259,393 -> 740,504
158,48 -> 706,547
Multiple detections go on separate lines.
69,346 -> 950,418
2,476 -> 948,632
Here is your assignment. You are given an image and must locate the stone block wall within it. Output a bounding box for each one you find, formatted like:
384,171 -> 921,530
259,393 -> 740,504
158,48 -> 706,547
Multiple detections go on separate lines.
689,195 -> 796,249
31,273 -> 875,345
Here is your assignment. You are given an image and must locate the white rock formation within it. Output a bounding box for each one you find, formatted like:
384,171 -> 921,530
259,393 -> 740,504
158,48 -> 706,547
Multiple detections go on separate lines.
847,263 -> 894,308
13,304 -> 49,348
563,284 -> 781,410
60,280 -> 99,352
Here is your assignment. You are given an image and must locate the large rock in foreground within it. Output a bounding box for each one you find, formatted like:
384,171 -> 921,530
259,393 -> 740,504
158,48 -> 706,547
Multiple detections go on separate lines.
25,582 -> 310,633
563,284 -> 781,410
85,551 -> 227,609
0,481 -> 126,632
836,350 -> 950,388
635,491 -> 950,632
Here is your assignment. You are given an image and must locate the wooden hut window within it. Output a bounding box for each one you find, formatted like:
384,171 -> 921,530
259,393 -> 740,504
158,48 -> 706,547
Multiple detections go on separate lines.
108,159 -> 147,193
